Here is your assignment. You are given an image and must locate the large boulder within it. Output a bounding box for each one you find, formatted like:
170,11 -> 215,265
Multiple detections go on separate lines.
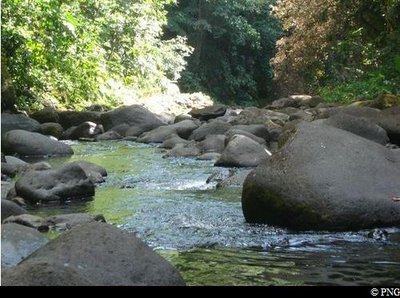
69,121 -> 104,140
1,113 -> 41,136
2,130 -> 73,157
15,163 -> 95,203
196,134 -> 226,154
1,222 -> 185,286
100,105 -> 167,132
40,122 -> 64,139
2,223 -> 48,268
68,160 -> 107,184
160,134 -> 191,149
242,122 -> 400,231
215,135 -> 270,167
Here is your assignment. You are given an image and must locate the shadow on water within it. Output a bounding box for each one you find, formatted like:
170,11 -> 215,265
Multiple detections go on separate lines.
27,140 -> 400,286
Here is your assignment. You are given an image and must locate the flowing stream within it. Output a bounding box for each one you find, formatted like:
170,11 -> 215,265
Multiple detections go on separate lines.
29,140 -> 400,285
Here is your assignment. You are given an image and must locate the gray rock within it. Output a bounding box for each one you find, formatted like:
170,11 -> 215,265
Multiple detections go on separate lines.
324,112 -> 389,145
70,121 -> 104,140
3,214 -> 45,229
196,134 -> 226,154
95,130 -> 122,141
1,181 -> 15,200
225,129 -> 266,145
377,107 -> 400,145
40,122 -> 64,139
164,142 -> 201,158
138,120 -> 199,143
1,223 -> 48,268
242,122 -> 400,231
196,152 -> 221,161
189,120 -> 231,141
160,134 -> 191,149
44,213 -> 106,231
109,124 -> 131,137
101,104 -> 166,132
15,163 -> 95,203
30,107 -> 59,124
1,200 -> 27,222
1,222 -> 185,286
2,130 -> 73,157
174,114 -> 193,123
215,135 -> 270,167
230,124 -> 270,140
58,111 -> 102,130
230,107 -> 289,126
189,104 -> 227,121
1,113 -> 41,136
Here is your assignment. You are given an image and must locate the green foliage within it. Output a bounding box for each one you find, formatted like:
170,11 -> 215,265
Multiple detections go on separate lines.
166,0 -> 282,106
1,0 -> 192,111
272,0 -> 400,102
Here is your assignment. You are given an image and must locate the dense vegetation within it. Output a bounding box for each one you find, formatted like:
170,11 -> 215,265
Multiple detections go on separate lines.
1,0 -> 399,111
272,0 -> 400,103
165,0 -> 281,105
1,0 -> 192,111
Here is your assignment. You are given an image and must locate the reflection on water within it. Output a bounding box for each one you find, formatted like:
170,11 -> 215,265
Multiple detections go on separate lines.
28,141 -> 400,286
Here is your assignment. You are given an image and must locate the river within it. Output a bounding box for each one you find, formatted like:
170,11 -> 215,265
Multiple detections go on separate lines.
28,140 -> 400,285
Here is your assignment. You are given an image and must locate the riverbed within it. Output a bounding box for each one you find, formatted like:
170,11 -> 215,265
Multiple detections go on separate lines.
28,140 -> 400,285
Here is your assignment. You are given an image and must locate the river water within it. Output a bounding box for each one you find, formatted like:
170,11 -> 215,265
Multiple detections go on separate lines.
29,140 -> 400,285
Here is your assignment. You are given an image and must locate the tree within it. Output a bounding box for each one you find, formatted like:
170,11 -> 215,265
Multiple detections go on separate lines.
1,0 -> 192,111
166,0 -> 282,105
272,0 -> 400,100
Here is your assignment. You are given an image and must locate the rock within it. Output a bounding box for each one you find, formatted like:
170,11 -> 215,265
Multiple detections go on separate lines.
1,113 -> 41,136
1,181 -> 15,200
30,107 -> 59,124
2,200 -> 27,222
40,122 -> 64,139
109,124 -> 131,137
230,107 -> 289,126
164,142 -> 201,158
95,130 -> 122,141
242,122 -> 400,231
324,112 -> 389,145
3,214 -> 45,229
230,124 -> 270,140
2,261 -> 93,286
138,120 -> 199,144
189,104 -> 227,121
70,121 -> 104,140
15,163 -> 95,203
160,134 -> 191,149
215,135 -> 270,167
196,152 -> 221,161
189,120 -> 232,141
216,169 -> 252,188
58,111 -> 102,130
100,104 -> 167,132
2,130 -> 73,157
289,110 -> 314,122
2,223 -> 49,269
44,213 -> 106,231
196,134 -> 226,154
60,126 -> 77,140
174,114 -> 193,123
267,95 -> 322,109
68,160 -> 107,184
1,222 -> 185,286
225,129 -> 266,145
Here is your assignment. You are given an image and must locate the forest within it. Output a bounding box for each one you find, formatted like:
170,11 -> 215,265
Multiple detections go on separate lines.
1,0 -> 400,111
